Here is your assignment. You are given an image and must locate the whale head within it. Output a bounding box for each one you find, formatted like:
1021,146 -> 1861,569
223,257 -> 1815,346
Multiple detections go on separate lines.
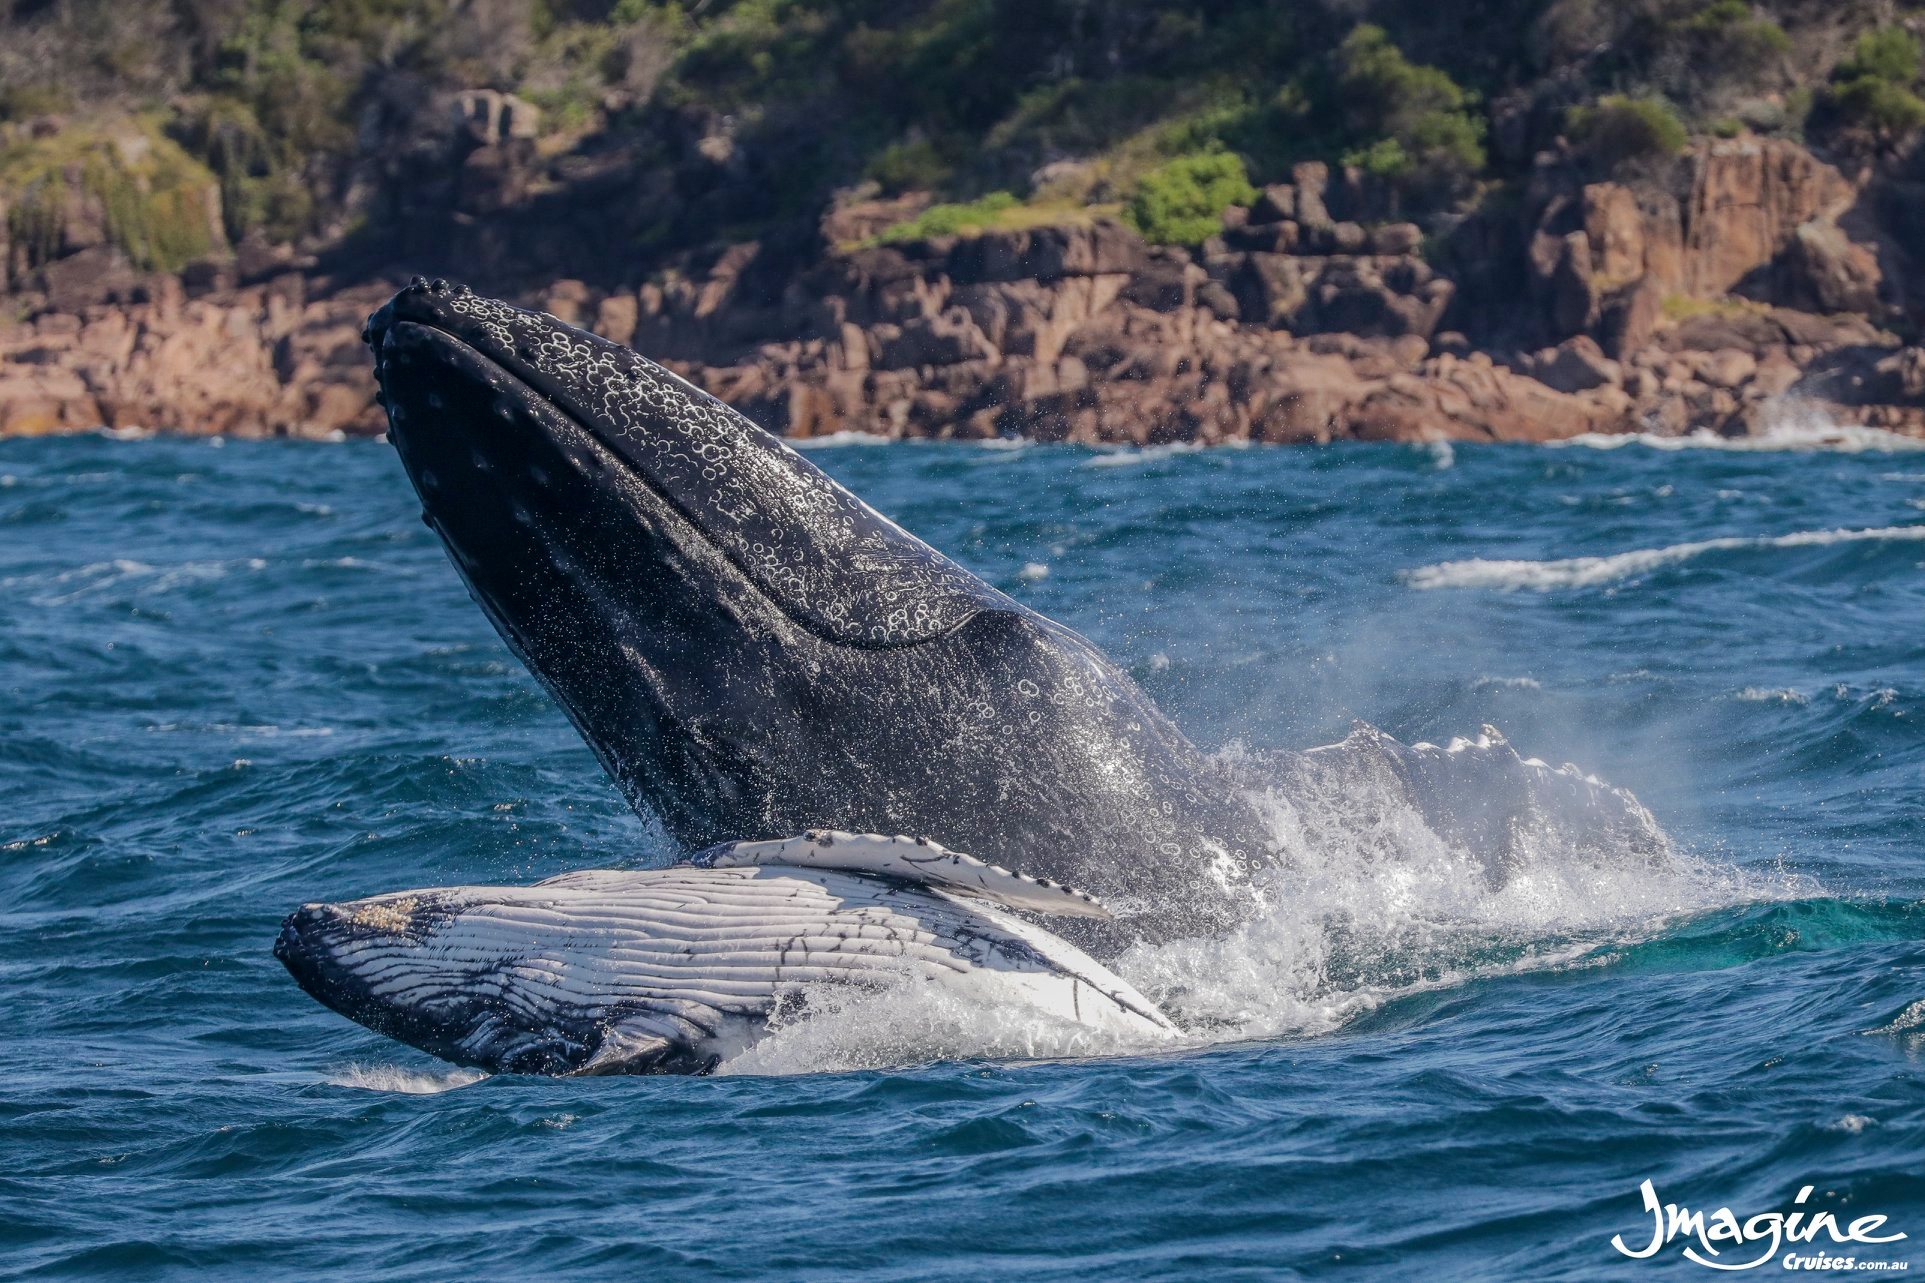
365,280 -> 1266,938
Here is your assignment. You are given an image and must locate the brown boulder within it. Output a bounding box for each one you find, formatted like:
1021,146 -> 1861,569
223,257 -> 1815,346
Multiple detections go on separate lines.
1701,348 -> 1758,389
1531,336 -> 1620,394
1682,139 -> 1856,298
1595,275 -> 1664,360
1582,183 -> 1647,289
1224,221 -> 1300,254
1028,220 -> 1147,278
1291,162 -> 1333,229
1250,183 -> 1298,225
875,309 -> 997,369
38,247 -> 139,313
1120,253 -> 1201,313
1368,223 -> 1423,256
1776,222 -> 1881,315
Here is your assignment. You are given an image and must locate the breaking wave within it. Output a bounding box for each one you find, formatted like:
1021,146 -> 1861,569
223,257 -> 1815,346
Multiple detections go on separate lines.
325,1063 -> 489,1093
1404,524 -> 1925,591
787,430 -> 896,449
1551,417 -> 1925,454
1083,441 -> 1232,468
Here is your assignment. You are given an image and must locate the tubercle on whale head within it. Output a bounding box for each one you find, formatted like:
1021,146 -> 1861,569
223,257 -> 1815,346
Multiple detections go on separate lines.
362,275 -> 471,349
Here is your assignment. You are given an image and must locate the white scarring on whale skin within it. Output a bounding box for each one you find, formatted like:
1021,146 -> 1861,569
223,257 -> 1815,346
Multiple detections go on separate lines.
278,836 -> 1177,1076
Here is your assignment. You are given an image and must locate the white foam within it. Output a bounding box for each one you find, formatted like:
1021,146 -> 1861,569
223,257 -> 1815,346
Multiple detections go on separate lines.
1017,562 -> 1050,582
1474,675 -> 1543,691
787,430 -> 895,449
326,1063 -> 488,1094
1084,441 -> 1225,468
1551,416 -> 1925,454
1737,687 -> 1809,704
1405,524 -> 1925,591
1109,748 -> 1800,1044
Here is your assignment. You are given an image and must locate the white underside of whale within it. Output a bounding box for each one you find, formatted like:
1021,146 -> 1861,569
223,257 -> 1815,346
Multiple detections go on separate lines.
313,832 -> 1177,1073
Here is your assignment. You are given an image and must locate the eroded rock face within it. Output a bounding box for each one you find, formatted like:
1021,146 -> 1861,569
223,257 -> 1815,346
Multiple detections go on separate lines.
1,133 -> 1921,444
1521,139 -> 1884,352
0,275 -> 387,439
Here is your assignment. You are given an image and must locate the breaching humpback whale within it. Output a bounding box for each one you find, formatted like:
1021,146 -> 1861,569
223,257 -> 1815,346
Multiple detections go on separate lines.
276,277 -> 1273,1073
277,279 -> 1668,1074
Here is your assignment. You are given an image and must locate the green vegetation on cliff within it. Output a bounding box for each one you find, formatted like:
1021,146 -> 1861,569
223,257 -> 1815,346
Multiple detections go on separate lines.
1124,149 -> 1256,246
2,117 -> 219,272
2,0 -> 1923,266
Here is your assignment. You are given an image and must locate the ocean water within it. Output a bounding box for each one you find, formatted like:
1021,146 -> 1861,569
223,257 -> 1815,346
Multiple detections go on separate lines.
3,426 -> 1923,1279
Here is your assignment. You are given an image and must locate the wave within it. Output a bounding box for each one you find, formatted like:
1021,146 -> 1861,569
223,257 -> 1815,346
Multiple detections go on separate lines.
1404,524 -> 1925,591
0,556 -> 275,604
1550,420 -> 1925,454
1737,686 -> 1810,704
1473,675 -> 1542,691
1084,441 -> 1233,468
787,430 -> 896,449
325,1062 -> 489,1093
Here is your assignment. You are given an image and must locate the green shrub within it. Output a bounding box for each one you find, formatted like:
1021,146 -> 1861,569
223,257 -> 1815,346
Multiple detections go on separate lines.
1832,74 -> 1925,139
877,191 -> 1020,242
1331,24 -> 1484,196
1123,148 -> 1256,246
1783,85 -> 1815,135
1839,28 -> 1922,85
866,140 -> 952,195
1343,137 -> 1411,179
1681,1 -> 1790,76
1828,28 -> 1925,143
1567,95 -> 1688,171
0,118 -> 219,272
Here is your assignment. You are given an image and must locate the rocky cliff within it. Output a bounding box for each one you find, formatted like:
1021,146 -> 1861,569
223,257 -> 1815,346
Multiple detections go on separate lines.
2,127 -> 1920,445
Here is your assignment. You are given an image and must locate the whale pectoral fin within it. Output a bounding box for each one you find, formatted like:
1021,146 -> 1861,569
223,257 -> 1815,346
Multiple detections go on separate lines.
689,830 -> 1114,920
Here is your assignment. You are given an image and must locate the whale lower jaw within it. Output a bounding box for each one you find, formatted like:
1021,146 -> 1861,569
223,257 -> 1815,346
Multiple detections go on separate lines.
276,833 -> 1178,1076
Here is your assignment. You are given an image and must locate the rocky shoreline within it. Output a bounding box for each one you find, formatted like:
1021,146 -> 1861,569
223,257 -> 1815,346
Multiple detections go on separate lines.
4,135 -> 1922,445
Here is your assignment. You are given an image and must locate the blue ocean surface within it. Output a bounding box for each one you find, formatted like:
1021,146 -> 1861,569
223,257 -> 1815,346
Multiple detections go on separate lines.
3,428 -> 1923,1279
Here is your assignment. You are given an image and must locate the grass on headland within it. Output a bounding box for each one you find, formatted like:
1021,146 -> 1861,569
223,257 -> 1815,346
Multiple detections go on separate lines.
0,115 -> 220,273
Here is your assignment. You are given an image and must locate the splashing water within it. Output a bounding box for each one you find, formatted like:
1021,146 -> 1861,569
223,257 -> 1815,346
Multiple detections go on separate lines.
716,722 -> 1797,1074
325,1063 -> 489,1094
